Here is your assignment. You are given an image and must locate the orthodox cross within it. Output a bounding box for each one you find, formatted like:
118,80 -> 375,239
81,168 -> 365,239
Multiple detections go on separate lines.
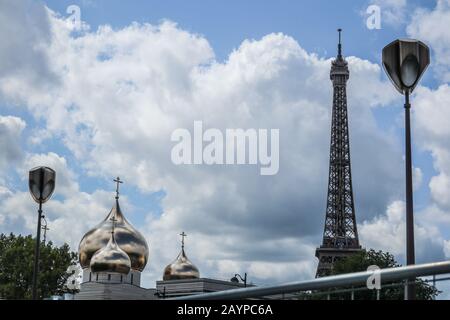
180,232 -> 187,249
110,215 -> 118,236
114,177 -> 123,200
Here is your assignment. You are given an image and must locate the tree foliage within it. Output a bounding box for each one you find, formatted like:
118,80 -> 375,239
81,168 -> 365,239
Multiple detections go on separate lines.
0,233 -> 77,300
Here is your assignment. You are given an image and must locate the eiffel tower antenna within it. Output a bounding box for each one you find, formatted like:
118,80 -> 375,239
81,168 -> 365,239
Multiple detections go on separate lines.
337,28 -> 342,57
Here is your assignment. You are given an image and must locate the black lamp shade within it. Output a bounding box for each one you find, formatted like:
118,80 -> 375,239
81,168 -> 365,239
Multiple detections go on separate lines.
230,276 -> 239,283
382,39 -> 430,94
29,166 -> 56,203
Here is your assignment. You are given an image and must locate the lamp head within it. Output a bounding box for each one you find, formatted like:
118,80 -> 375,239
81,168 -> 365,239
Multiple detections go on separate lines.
382,39 -> 430,94
29,166 -> 56,204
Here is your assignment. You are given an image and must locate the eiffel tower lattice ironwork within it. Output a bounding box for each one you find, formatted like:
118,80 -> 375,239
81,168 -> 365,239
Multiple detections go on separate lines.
315,29 -> 362,277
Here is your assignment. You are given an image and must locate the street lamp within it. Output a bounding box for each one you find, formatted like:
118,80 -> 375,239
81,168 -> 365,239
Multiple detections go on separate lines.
154,286 -> 166,299
29,166 -> 56,300
230,273 -> 247,287
382,39 -> 430,300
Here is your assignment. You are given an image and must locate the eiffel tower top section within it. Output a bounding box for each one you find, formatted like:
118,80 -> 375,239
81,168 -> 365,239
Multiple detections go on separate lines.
330,29 -> 349,84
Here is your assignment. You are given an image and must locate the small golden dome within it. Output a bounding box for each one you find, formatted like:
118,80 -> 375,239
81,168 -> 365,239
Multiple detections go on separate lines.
163,232 -> 200,281
78,198 -> 149,271
90,233 -> 131,274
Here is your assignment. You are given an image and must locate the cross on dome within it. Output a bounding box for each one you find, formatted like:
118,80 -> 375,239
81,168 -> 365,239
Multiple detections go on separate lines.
180,231 -> 187,249
113,177 -> 123,200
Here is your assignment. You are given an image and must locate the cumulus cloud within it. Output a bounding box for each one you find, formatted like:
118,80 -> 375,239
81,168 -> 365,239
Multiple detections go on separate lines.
414,85 -> 450,211
365,0 -> 408,27
1,0 -> 447,289
444,240 -> 450,258
0,0 -> 57,107
403,5 -> 450,292
40,17 -> 404,284
409,85 -> 450,267
404,3 -> 450,268
360,201 -> 446,263
360,200 -> 450,299
407,0 -> 450,82
0,116 -> 25,173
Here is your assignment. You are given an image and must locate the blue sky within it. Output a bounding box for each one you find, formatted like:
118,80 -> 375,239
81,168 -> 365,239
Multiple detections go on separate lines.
43,0 -> 432,62
39,0 -> 438,223
1,0 -> 450,292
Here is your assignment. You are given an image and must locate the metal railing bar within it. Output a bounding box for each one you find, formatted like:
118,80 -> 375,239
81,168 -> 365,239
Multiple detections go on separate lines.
273,280 -> 428,299
304,276 -> 450,298
302,281 -> 406,298
170,260 -> 450,300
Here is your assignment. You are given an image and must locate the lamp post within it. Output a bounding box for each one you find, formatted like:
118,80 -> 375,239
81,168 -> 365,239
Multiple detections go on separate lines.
231,273 -> 247,287
29,166 -> 56,300
382,39 -> 430,300
154,286 -> 166,299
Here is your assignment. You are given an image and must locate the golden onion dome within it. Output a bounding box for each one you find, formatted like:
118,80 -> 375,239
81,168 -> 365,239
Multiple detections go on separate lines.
163,232 -> 200,281
90,233 -> 131,274
78,198 -> 149,271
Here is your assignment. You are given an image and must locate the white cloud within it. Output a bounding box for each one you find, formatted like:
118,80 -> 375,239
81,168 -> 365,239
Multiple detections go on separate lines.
414,166 -> 423,191
360,201 -> 446,263
2,1 -> 448,290
360,201 -> 405,256
366,0 -> 408,27
407,0 -> 450,263
430,173 -> 450,208
0,0 -> 56,107
414,85 -> 450,211
407,0 -> 450,81
0,116 -> 26,173
444,240 -> 450,258
1,4 -> 405,286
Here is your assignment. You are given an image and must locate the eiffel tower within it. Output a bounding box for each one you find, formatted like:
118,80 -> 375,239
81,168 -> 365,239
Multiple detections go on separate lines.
315,29 -> 362,277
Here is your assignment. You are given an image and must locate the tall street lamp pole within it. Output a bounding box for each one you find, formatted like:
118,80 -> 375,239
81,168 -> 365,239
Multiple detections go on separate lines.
32,200 -> 43,300
382,39 -> 430,300
404,88 -> 416,299
29,166 -> 56,300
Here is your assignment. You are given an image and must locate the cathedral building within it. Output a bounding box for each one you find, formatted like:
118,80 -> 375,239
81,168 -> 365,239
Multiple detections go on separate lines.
73,30 -> 363,299
74,178 -> 245,300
